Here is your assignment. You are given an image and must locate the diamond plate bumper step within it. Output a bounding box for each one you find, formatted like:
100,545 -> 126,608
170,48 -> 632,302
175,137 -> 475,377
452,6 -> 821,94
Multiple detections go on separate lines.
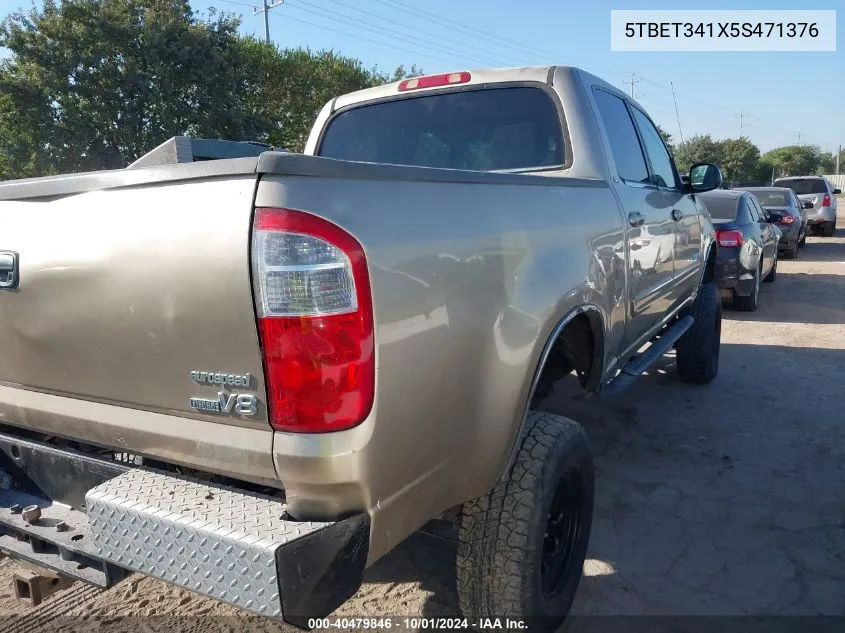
0,433 -> 369,629
86,468 -> 369,626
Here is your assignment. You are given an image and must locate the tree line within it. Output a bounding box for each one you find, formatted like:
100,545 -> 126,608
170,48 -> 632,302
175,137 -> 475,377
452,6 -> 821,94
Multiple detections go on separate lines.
0,0 -> 420,179
658,129 -> 840,184
1,0 -> 839,182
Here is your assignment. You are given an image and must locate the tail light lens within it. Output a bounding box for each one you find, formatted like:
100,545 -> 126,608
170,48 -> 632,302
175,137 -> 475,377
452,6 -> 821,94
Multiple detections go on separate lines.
716,229 -> 744,247
777,215 -> 795,224
252,208 -> 374,433
822,194 -> 831,207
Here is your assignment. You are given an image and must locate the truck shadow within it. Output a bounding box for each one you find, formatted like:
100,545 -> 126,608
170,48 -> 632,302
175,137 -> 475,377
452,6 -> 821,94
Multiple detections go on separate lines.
359,342 -> 845,619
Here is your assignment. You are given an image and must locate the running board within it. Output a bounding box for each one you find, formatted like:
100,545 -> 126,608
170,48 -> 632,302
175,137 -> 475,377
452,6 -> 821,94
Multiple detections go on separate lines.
599,315 -> 694,398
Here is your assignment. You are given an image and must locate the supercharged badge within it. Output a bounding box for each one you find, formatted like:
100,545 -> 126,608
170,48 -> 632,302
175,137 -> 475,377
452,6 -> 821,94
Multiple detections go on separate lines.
190,392 -> 258,417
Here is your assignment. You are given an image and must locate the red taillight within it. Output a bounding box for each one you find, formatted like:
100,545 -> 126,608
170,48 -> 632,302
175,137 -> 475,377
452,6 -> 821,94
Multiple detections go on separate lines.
252,208 -> 374,433
716,229 -> 744,248
398,72 -> 471,91
777,215 -> 795,225
822,194 -> 831,207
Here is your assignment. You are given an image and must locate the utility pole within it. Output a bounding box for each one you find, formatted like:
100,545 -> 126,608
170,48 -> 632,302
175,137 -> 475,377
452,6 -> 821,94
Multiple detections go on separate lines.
837,144 -> 841,175
623,73 -> 641,99
797,130 -> 801,145
254,0 -> 285,44
670,81 -> 685,143
739,111 -> 744,139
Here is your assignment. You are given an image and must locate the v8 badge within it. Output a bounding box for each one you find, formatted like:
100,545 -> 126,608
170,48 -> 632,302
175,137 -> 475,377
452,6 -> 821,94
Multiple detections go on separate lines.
190,392 -> 258,417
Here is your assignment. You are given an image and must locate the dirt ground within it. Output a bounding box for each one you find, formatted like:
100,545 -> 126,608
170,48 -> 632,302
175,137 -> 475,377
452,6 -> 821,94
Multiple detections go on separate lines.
0,211 -> 843,631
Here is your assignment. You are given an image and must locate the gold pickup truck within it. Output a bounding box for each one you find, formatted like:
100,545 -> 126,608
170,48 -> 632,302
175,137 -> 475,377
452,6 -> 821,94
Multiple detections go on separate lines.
0,65 -> 723,631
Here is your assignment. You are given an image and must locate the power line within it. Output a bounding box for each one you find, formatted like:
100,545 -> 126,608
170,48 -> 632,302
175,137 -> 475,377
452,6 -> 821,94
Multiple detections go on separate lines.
322,0 -> 529,67
283,1 -> 504,67
267,11 -> 465,67
371,0 -> 635,79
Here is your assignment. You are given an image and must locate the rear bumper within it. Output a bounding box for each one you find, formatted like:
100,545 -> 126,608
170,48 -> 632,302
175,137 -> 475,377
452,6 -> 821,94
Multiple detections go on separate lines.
807,209 -> 836,224
0,433 -> 368,628
716,251 -> 756,297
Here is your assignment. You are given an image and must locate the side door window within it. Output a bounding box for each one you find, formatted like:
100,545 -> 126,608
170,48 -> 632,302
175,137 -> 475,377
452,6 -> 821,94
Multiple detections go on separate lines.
629,107 -> 680,189
591,88 -> 650,185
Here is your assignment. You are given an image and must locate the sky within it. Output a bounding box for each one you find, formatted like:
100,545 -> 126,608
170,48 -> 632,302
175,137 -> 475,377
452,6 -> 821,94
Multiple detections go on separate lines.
1,0 -> 843,154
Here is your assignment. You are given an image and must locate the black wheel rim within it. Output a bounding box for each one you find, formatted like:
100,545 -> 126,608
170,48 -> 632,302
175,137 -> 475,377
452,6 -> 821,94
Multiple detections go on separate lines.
540,470 -> 585,598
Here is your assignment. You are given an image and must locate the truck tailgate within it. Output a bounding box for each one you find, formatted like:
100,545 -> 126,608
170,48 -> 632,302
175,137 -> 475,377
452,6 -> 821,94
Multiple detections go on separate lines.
0,175 -> 277,482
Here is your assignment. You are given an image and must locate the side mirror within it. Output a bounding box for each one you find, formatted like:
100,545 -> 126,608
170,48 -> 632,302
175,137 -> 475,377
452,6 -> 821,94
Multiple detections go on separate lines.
687,163 -> 723,193
834,188 -> 842,195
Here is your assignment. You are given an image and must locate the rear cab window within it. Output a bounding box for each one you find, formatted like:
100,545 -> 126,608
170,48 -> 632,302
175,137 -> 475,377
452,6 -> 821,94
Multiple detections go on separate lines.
317,86 -> 565,172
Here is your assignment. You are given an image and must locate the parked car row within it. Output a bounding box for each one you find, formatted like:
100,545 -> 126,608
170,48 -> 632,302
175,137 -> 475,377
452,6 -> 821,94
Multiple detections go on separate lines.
697,175 -> 840,312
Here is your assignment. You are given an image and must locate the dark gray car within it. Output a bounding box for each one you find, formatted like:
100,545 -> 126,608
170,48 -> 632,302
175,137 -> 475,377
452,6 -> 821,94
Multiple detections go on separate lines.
739,187 -> 807,259
699,190 -> 779,311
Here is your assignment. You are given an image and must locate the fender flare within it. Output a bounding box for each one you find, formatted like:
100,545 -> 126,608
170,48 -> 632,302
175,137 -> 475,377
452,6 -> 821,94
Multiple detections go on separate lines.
497,303 -> 605,483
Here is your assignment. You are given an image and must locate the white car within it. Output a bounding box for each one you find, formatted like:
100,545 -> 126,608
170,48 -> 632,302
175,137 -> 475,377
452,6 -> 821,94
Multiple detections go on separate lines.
773,176 -> 841,237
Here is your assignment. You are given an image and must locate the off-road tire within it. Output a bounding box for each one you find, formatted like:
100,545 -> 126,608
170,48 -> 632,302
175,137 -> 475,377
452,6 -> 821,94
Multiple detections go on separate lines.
733,260 -> 761,312
676,283 -> 721,384
457,412 -> 594,633
823,221 -> 835,237
764,252 -> 778,282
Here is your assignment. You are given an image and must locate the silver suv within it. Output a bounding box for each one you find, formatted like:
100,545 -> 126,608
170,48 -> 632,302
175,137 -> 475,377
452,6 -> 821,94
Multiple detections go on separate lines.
773,176 -> 841,237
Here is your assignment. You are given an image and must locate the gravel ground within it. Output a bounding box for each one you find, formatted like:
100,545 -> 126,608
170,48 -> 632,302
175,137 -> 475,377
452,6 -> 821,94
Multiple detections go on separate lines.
0,211 -> 843,631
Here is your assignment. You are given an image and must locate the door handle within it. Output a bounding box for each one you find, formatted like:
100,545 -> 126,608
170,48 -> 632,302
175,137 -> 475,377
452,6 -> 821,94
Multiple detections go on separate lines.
0,251 -> 19,290
628,211 -> 645,227
671,208 -> 684,221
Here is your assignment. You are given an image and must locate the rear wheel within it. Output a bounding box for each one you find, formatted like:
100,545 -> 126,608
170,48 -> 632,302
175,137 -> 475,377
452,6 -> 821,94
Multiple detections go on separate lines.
765,252 -> 778,282
676,283 -> 721,384
734,260 -> 761,311
457,412 -> 594,633
783,240 -> 798,260
798,230 -> 806,247
823,221 -> 835,237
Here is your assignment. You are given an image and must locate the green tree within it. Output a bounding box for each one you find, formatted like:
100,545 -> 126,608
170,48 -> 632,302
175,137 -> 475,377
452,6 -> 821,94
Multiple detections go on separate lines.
0,0 -> 274,177
239,44 -> 421,152
761,144 -> 823,178
818,151 -> 836,175
755,158 -> 777,184
655,123 -> 673,148
716,137 -> 761,182
1,0 -> 423,177
673,134 -> 721,173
